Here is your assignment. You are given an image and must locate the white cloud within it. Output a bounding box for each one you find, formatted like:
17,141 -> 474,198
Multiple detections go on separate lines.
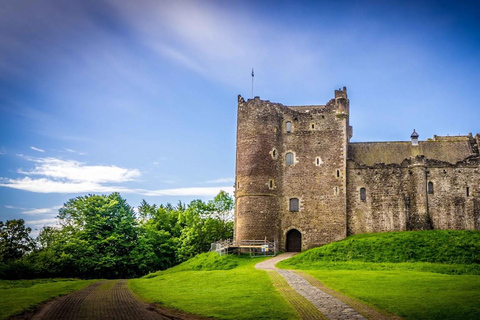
108,0 -> 317,87
4,205 -> 27,210
206,178 -> 234,183
140,186 -> 234,197
64,148 -> 86,155
18,157 -> 140,183
0,176 -> 232,198
30,146 -> 45,153
0,177 -> 134,194
1,156 -> 232,197
22,205 -> 62,215
0,147 -> 6,155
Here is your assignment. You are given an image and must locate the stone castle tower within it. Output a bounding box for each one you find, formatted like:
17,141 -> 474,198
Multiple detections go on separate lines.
234,87 -> 480,251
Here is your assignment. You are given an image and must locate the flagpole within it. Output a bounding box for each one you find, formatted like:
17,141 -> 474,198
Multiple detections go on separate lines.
251,68 -> 254,98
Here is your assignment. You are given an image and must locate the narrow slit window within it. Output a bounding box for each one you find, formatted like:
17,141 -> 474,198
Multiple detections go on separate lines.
272,150 -> 276,157
336,170 -> 340,178
311,124 -> 315,129
316,158 -> 320,165
285,121 -> 292,133
428,182 -> 434,194
466,187 -> 470,197
269,179 -> 274,189
360,188 -> 366,201
286,152 -> 294,165
289,198 -> 299,212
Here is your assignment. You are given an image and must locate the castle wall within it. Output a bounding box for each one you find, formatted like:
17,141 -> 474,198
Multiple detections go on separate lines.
427,162 -> 480,230
234,96 -> 283,243
347,158 -> 480,235
279,102 -> 348,250
234,87 -> 480,252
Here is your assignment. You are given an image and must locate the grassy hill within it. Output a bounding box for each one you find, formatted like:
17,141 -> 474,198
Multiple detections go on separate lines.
278,230 -> 480,274
130,253 -> 300,319
129,231 -> 480,320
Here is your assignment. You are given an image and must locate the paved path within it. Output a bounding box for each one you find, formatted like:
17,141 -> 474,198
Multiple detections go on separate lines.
256,253 -> 367,320
30,280 -> 206,320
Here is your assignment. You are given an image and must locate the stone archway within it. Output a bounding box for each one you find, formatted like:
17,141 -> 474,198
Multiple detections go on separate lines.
286,229 -> 302,252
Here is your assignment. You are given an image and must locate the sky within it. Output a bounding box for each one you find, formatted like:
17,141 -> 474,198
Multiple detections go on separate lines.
1,0 -> 479,236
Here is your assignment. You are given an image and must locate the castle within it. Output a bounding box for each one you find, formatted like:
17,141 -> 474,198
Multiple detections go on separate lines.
234,87 -> 480,252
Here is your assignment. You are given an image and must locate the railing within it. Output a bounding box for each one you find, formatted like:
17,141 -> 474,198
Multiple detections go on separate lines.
211,238 -> 277,257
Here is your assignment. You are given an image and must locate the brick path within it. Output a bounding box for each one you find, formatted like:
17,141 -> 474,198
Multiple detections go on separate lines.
256,253 -> 367,320
29,280 -> 208,320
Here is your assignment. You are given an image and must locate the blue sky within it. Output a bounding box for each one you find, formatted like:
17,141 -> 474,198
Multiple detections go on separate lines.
1,0 -> 479,235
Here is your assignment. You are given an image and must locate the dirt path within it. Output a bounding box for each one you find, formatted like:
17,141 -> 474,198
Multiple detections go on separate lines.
257,253 -> 398,320
25,280 -> 207,320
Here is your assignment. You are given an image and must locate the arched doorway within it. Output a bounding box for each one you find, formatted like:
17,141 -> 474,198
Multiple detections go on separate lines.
286,229 -> 302,252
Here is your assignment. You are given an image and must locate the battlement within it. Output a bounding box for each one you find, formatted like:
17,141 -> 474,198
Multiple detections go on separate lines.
335,86 -> 348,99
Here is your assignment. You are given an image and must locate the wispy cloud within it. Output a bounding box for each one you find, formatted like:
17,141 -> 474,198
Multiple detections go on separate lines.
22,205 -> 62,215
30,146 -> 45,153
17,157 -> 140,183
64,148 -> 86,155
140,186 -> 234,197
0,177 -> 134,194
206,178 -> 234,184
0,147 -> 6,155
0,155 -> 232,197
4,205 -> 27,210
0,176 -> 233,197
108,0 -> 317,87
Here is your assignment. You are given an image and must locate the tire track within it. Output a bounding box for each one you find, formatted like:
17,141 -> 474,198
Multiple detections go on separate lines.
29,280 -> 207,320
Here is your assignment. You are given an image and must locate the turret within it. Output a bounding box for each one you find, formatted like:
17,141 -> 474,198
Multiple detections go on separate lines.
411,129 -> 419,146
335,86 -> 349,116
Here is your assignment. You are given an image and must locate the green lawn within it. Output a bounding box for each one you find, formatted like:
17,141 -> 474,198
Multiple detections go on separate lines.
129,253 -> 299,320
0,278 -> 97,320
276,230 -> 480,320
303,270 -> 480,320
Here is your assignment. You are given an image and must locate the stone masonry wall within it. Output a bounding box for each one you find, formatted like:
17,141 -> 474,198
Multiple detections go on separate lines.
347,157 -> 480,235
234,88 -> 480,252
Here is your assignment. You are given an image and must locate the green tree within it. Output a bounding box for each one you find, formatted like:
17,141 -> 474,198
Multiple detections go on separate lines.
0,219 -> 35,261
56,193 -> 139,278
176,191 -> 234,262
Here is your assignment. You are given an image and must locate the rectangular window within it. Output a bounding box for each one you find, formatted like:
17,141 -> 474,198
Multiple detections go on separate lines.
289,198 -> 299,212
467,187 -> 470,197
286,152 -> 294,165
360,188 -> 366,201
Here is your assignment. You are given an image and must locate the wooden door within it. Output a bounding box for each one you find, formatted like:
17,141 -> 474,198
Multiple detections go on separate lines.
286,229 -> 302,252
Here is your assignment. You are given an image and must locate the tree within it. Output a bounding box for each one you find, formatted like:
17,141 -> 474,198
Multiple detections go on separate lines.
176,191 -> 234,262
0,219 -> 34,261
56,193 -> 140,278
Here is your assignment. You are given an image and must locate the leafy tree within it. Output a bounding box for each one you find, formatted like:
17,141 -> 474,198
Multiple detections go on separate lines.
0,219 -> 35,261
176,191 -> 234,262
56,193 -> 140,278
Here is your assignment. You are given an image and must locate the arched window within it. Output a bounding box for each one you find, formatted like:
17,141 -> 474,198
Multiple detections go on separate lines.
428,182 -> 434,194
286,152 -> 294,165
289,198 -> 299,212
285,121 -> 292,133
360,188 -> 366,201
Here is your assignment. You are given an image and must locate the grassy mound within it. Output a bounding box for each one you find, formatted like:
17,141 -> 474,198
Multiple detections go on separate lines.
281,230 -> 480,268
130,253 -> 300,319
143,252 -> 256,278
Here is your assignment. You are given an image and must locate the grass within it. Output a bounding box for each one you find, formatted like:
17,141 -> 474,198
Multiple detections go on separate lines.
129,252 -> 300,319
279,230 -> 480,275
0,278 -> 97,320
277,230 -> 480,319
302,270 -> 480,320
